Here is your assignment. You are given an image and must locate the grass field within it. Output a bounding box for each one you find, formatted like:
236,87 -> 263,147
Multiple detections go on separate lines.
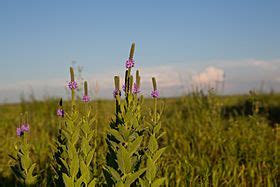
0,91 -> 279,186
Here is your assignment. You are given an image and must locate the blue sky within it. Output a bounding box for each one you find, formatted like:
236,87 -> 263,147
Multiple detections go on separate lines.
0,0 -> 280,102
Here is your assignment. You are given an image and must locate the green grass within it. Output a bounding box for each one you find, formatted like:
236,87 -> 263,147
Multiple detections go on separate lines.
0,93 -> 279,186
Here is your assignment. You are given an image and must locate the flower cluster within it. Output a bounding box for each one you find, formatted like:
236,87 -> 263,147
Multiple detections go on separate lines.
122,84 -> 126,92
68,81 -> 78,90
82,95 -> 90,102
113,89 -> 121,98
125,59 -> 135,69
16,123 -> 30,137
151,90 -> 159,98
56,108 -> 64,117
133,83 -> 140,94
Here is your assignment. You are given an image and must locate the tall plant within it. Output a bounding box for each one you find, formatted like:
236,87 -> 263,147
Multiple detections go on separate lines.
140,77 -> 166,186
105,43 -> 166,186
10,113 -> 38,186
51,67 -> 97,186
105,43 -> 146,186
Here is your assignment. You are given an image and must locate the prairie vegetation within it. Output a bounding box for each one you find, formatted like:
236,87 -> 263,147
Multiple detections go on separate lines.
0,44 -> 279,186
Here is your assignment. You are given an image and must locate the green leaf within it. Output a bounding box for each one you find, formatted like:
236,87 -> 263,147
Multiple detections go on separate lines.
116,181 -> 125,187
109,129 -> 125,142
21,154 -> 31,171
153,147 -> 166,162
63,173 -> 74,187
80,160 -> 90,183
106,166 -> 121,181
157,132 -> 166,139
146,156 -> 156,183
25,175 -> 38,185
153,123 -> 161,135
139,178 -> 149,187
74,176 -> 84,187
86,149 -> 95,166
148,135 -> 158,154
71,128 -> 80,144
70,156 -> 79,177
88,178 -> 96,187
59,158 -> 70,172
117,145 -> 131,174
124,168 -> 146,186
68,143 -> 76,159
128,136 -> 143,157
151,177 -> 165,187
81,137 -> 91,156
26,163 -> 36,179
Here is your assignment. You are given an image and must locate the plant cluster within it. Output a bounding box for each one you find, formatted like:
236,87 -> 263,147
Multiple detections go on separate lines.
9,43 -> 166,186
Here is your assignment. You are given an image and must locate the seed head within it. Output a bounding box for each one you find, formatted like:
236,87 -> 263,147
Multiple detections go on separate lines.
70,67 -> 75,82
151,77 -> 159,98
84,81 -> 88,96
129,43 -> 135,60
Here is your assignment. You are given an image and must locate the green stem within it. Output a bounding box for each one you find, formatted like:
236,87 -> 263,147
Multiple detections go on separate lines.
71,89 -> 75,112
154,98 -> 157,123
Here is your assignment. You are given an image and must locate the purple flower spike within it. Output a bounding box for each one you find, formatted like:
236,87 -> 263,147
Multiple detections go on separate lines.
125,59 -> 135,69
133,83 -> 140,94
16,127 -> 24,137
151,90 -> 159,98
68,81 -> 78,90
113,89 -> 121,98
56,108 -> 64,117
21,123 -> 30,132
82,95 -> 90,102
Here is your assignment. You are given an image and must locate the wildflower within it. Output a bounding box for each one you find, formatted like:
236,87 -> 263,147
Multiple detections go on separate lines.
56,108 -> 64,117
122,84 -> 126,92
125,59 -> 135,69
16,123 -> 30,137
113,89 -> 121,98
68,81 -> 78,90
82,95 -> 90,102
21,123 -> 30,132
133,83 -> 140,94
16,127 -> 24,137
151,90 -> 159,98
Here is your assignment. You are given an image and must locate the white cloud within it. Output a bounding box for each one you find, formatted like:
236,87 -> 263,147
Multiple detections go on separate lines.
191,66 -> 224,86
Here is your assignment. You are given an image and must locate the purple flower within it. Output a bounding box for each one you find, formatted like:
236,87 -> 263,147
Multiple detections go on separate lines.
151,90 -> 159,98
16,124 -> 30,137
56,108 -> 64,117
16,127 -> 24,137
68,81 -> 78,90
125,59 -> 135,69
113,89 -> 121,98
122,84 -> 126,92
21,123 -> 30,132
133,83 -> 140,94
82,95 -> 90,102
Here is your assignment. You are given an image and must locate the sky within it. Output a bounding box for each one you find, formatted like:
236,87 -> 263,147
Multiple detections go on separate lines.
0,0 -> 280,103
